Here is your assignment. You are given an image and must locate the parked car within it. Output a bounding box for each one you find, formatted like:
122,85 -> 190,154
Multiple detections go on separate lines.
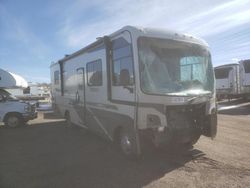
0,89 -> 37,127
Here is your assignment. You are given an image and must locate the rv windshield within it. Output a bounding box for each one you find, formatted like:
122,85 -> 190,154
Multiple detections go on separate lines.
138,37 -> 214,96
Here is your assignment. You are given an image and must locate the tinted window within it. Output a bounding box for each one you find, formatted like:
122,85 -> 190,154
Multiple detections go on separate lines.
54,71 -> 60,85
215,67 -> 232,79
243,60 -> 250,73
23,86 -> 30,94
112,37 -> 134,86
87,60 -> 102,86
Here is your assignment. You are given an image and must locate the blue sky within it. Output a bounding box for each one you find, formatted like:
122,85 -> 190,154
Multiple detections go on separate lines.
0,0 -> 250,83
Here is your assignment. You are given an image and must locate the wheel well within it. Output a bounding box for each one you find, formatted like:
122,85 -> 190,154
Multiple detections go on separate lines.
3,112 -> 23,122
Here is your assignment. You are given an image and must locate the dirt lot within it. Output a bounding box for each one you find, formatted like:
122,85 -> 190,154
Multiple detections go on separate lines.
0,100 -> 250,188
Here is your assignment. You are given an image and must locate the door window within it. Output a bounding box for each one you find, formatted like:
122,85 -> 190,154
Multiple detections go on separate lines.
112,37 -> 134,86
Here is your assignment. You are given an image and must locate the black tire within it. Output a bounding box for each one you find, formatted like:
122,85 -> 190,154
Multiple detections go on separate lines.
5,114 -> 23,128
119,128 -> 137,159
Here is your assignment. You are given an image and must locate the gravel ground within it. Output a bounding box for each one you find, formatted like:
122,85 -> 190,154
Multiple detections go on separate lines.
0,101 -> 249,188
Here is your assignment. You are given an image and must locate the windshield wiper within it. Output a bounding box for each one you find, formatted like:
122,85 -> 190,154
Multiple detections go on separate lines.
187,96 -> 200,104
187,92 -> 211,104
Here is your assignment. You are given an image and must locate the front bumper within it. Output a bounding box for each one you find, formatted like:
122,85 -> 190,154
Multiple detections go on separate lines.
139,103 -> 217,147
140,126 -> 200,147
22,111 -> 38,121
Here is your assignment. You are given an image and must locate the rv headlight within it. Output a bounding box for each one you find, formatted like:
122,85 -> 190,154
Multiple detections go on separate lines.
157,126 -> 165,132
147,114 -> 161,128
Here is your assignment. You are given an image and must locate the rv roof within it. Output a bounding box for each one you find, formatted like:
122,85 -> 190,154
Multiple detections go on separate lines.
51,25 -> 209,66
240,59 -> 250,63
111,26 -> 208,46
215,63 -> 239,69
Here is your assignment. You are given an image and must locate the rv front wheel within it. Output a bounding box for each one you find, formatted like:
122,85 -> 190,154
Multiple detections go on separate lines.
119,128 -> 134,158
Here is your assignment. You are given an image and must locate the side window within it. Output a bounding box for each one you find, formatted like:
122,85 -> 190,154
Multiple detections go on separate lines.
87,60 -> 102,86
54,70 -> 60,85
23,86 -> 30,94
112,37 -> 134,86
214,68 -> 232,79
243,60 -> 250,73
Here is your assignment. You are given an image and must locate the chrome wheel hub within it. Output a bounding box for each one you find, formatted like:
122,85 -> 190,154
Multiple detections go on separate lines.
8,117 -> 19,127
121,134 -> 132,155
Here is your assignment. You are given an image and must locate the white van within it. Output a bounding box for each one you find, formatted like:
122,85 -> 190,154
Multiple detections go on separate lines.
50,26 -> 217,157
239,59 -> 250,100
214,64 -> 240,100
0,89 -> 37,127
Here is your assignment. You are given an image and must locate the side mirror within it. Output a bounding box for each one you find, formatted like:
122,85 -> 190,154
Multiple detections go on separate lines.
120,69 -> 130,86
120,69 -> 133,93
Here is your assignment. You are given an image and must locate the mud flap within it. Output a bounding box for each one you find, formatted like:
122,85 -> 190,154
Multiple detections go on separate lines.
203,112 -> 217,138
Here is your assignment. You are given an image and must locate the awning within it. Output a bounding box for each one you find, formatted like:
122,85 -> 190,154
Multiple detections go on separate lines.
0,69 -> 28,88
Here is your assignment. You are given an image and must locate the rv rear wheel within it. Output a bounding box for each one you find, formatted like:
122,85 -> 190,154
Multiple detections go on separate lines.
5,114 -> 22,128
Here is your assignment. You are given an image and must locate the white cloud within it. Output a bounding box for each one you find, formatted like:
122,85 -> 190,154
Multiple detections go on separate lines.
58,0 -> 250,49
178,0 -> 250,36
231,58 -> 240,62
23,75 -> 50,83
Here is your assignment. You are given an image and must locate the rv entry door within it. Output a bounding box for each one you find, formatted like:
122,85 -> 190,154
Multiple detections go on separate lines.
75,68 -> 86,125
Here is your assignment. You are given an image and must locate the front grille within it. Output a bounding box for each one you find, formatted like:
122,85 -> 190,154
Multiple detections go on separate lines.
166,103 -> 206,130
31,104 -> 36,112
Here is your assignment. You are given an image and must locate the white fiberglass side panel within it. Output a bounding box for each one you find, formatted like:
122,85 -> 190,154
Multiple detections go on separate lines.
216,78 -> 229,89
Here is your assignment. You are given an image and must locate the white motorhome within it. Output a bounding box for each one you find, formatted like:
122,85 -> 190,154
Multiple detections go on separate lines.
50,26 -> 217,157
239,59 -> 250,100
214,64 -> 240,100
0,68 -> 28,88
